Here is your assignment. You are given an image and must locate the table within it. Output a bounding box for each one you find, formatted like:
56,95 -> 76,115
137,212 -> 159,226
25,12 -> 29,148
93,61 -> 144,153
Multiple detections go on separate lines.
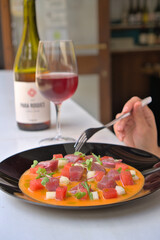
0,70 -> 160,240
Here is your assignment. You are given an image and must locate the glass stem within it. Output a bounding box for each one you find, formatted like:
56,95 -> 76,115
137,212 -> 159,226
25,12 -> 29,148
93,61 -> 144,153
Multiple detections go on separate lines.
55,103 -> 62,139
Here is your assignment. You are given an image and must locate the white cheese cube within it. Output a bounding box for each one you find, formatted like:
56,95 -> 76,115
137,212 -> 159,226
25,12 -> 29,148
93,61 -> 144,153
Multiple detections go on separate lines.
132,175 -> 139,181
87,171 -> 96,181
58,159 -> 68,168
46,191 -> 56,200
59,176 -> 70,186
130,170 -> 139,180
74,163 -> 85,168
130,170 -> 136,176
115,186 -> 126,195
92,191 -> 99,200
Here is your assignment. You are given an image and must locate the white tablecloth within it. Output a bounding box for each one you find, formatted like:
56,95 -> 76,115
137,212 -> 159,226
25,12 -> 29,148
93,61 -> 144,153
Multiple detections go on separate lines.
0,71 -> 160,240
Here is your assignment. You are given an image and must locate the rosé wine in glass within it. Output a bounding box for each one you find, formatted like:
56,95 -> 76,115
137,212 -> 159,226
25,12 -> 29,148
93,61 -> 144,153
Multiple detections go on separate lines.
36,40 -> 78,143
37,72 -> 78,104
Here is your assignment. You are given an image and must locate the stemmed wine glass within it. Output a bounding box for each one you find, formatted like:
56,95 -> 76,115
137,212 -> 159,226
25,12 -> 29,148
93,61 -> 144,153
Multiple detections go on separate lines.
36,40 -> 78,144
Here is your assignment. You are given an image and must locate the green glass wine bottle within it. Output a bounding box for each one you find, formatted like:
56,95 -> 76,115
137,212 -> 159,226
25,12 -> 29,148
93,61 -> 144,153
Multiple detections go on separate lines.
13,0 -> 50,131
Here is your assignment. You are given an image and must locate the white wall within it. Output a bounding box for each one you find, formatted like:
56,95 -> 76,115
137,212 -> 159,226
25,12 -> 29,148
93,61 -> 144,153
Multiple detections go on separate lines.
10,0 -> 100,120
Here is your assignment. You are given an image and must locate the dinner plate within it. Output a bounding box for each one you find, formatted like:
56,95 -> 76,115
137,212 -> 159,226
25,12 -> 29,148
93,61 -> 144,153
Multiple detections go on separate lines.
0,142 -> 160,210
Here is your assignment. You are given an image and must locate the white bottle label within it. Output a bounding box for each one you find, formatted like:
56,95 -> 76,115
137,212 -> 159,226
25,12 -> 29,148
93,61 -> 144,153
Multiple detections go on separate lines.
14,81 -> 50,124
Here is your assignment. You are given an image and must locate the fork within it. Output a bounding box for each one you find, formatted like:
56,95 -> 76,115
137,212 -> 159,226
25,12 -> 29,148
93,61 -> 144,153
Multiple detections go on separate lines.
74,96 -> 152,152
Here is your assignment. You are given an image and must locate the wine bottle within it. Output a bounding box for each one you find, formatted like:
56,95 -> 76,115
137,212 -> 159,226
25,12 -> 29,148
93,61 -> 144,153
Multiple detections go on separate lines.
139,27 -> 148,45
142,0 -> 149,24
13,0 -> 50,131
155,0 -> 160,24
155,23 -> 160,44
135,0 -> 142,24
128,0 -> 136,24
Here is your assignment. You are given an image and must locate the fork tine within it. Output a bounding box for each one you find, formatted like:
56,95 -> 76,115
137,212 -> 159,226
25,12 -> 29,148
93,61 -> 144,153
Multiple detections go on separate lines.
74,132 -> 86,148
75,138 -> 86,152
75,139 -> 87,152
74,134 -> 87,152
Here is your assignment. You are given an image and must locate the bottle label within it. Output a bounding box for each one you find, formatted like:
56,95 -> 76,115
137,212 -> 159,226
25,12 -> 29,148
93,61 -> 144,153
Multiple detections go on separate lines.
14,81 -> 50,124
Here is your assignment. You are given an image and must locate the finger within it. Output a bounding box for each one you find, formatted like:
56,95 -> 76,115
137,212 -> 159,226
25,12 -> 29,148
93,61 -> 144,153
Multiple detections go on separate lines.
145,172 -> 160,182
114,96 -> 141,132
134,102 -> 157,131
133,102 -> 147,125
122,96 -> 141,113
153,162 -> 160,168
144,179 -> 160,190
114,115 -> 133,133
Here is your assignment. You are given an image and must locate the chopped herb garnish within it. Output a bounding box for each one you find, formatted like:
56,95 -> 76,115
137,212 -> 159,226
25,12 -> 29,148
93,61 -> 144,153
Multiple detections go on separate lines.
82,181 -> 93,200
117,167 -> 122,173
36,167 -> 46,175
74,191 -> 86,199
92,153 -> 102,165
31,160 -> 38,168
86,158 -> 93,171
74,151 -> 85,157
58,158 -> 68,161
47,172 -> 55,176
81,158 -> 93,170
41,177 -> 49,186
35,167 -> 55,185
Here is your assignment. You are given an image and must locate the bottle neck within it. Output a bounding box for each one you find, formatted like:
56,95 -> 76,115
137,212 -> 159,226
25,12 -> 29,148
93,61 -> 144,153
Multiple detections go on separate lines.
23,0 -> 39,39
137,0 -> 140,10
143,0 -> 147,9
129,0 -> 134,9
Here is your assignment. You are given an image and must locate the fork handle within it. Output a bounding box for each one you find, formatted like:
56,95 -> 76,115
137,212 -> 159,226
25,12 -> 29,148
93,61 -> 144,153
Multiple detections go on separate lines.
104,96 -> 152,129
142,166 -> 160,176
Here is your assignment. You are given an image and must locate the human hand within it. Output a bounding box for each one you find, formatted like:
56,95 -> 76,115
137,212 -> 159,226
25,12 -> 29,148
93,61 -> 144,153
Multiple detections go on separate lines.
113,96 -> 160,157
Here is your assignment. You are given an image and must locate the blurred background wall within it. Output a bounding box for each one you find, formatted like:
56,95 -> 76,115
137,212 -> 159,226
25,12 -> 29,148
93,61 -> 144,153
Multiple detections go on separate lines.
1,0 -> 160,141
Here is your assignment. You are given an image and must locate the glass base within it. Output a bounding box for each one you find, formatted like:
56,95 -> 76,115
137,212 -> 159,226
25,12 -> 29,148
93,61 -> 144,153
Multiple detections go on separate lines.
39,135 -> 75,146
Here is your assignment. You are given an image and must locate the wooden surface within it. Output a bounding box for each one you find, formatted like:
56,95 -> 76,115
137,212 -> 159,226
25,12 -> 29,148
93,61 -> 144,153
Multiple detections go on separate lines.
0,0 -> 14,69
111,51 -> 160,118
0,0 -> 112,124
77,0 -> 112,124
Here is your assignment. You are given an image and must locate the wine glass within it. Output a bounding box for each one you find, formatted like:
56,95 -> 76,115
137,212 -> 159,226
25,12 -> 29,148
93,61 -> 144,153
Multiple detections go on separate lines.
36,40 -> 78,144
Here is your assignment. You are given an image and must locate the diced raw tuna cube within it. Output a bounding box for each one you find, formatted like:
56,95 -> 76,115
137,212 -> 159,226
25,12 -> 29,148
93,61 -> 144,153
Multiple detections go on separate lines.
84,155 -> 97,162
69,182 -> 86,193
91,162 -> 106,173
101,156 -> 115,161
107,169 -> 120,181
45,177 -> 59,191
69,166 -> 84,181
101,159 -> 115,168
97,175 -> 116,190
38,159 -> 58,172
64,154 -> 82,163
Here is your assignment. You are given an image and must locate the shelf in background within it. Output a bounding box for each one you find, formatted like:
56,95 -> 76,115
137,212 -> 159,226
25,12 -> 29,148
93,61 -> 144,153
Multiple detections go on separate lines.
111,23 -> 158,31
111,45 -> 160,53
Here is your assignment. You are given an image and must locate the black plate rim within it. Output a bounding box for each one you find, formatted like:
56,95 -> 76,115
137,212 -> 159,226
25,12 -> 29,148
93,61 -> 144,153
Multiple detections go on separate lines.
0,142 -> 160,210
